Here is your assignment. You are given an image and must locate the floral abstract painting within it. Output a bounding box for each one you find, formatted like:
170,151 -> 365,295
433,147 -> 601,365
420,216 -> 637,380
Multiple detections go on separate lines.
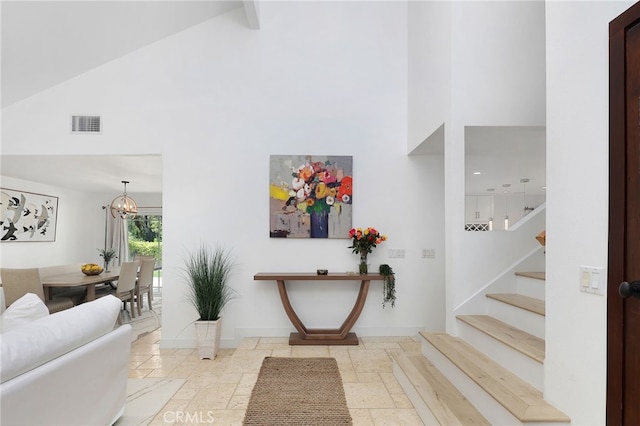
1,188 -> 58,242
270,155 -> 352,238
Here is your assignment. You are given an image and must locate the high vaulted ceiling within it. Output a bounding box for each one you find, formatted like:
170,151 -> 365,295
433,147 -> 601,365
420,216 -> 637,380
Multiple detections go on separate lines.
1,2 -> 544,198
1,1 -> 257,194
1,1 -> 245,108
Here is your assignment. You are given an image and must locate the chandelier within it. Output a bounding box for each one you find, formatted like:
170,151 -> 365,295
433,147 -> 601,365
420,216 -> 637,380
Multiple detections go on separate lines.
110,180 -> 138,219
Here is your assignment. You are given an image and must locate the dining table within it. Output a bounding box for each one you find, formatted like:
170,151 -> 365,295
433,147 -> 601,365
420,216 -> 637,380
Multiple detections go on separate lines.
41,267 -> 120,302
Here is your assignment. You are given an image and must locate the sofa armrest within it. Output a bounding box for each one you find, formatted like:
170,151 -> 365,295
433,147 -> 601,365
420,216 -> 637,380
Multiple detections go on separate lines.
1,324 -> 132,426
1,295 -> 121,382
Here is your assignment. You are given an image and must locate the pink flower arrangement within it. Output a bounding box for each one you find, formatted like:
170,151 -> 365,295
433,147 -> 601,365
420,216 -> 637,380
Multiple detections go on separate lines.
348,227 -> 387,255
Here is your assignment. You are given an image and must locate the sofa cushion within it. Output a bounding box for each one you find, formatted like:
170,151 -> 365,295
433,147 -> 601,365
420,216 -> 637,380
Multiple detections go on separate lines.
0,294 -> 121,383
0,293 -> 49,333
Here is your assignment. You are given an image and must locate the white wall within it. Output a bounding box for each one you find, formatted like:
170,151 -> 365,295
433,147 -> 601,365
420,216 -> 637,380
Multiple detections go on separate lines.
407,0 -> 451,152
451,1 -> 546,126
545,1 -> 634,424
407,0 -> 547,333
443,1 -> 547,328
1,2 -> 446,347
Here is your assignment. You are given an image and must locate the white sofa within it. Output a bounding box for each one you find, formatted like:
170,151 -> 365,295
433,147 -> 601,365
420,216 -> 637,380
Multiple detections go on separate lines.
0,294 -> 131,426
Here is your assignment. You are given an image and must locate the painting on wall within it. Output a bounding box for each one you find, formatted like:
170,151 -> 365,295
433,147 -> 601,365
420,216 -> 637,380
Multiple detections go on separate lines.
270,155 -> 353,238
1,188 -> 58,242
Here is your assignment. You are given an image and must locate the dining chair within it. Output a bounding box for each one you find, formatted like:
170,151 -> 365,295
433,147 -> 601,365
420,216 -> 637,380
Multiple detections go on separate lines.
0,268 -> 74,313
134,256 -> 156,296
135,257 -> 155,316
107,260 -> 140,319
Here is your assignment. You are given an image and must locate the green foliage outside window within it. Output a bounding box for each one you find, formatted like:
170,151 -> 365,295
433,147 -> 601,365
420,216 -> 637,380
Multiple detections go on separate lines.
128,215 -> 162,266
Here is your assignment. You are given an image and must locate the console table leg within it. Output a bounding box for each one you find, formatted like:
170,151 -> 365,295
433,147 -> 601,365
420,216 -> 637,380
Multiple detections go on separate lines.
276,280 -> 308,338
338,280 -> 370,339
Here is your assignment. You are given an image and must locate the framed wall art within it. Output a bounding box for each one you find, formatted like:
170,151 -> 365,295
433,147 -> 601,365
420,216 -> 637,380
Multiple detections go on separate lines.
1,188 -> 58,242
270,155 -> 352,239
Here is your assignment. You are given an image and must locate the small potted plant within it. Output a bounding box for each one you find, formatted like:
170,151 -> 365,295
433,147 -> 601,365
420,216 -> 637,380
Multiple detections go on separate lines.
183,244 -> 236,359
98,248 -> 117,272
379,264 -> 396,308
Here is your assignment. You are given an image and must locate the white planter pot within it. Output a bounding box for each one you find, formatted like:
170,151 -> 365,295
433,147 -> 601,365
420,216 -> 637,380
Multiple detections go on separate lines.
195,319 -> 222,359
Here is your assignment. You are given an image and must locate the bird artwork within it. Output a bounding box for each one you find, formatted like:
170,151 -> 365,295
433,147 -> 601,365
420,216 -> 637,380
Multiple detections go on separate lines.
1,189 -> 58,242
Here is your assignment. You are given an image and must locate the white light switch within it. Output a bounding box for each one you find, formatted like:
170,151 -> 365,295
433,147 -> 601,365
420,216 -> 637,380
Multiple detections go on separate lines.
388,249 -> 405,259
591,272 -> 600,289
422,249 -> 436,259
581,271 -> 590,288
579,266 -> 606,295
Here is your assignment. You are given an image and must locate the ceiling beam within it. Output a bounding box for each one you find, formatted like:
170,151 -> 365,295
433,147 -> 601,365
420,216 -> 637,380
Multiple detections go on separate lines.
243,0 -> 260,30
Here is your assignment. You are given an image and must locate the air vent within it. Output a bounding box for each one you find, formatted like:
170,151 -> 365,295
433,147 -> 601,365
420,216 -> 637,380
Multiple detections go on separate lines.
71,115 -> 101,133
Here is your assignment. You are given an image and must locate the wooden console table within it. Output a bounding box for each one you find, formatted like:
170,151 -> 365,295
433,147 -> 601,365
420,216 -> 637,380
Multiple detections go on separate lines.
254,272 -> 383,345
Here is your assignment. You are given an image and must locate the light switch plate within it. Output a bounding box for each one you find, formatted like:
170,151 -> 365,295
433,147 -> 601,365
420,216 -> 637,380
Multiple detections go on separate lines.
422,249 -> 436,259
579,265 -> 606,295
388,249 -> 405,259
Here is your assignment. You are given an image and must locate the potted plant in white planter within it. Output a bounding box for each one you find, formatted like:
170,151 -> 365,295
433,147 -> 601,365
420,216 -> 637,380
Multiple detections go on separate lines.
183,244 -> 236,359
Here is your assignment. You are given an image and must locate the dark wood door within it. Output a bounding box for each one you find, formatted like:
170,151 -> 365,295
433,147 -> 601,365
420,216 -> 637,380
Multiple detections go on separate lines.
609,2 -> 640,424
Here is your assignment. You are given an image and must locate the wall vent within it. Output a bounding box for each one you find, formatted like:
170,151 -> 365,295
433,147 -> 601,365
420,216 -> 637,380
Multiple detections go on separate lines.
71,115 -> 101,133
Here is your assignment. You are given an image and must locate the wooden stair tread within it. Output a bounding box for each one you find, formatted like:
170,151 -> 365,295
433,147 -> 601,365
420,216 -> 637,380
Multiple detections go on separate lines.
515,271 -> 545,280
420,332 -> 570,423
487,293 -> 545,316
392,352 -> 491,425
457,315 -> 545,363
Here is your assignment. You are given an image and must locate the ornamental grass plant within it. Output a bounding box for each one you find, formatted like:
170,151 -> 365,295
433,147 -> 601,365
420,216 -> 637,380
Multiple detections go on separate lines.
184,244 -> 236,321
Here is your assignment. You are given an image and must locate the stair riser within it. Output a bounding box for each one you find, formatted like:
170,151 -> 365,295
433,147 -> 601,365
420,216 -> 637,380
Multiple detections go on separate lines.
420,336 -> 523,426
392,361 -> 441,425
458,321 -> 544,391
487,298 -> 545,339
516,276 -> 545,301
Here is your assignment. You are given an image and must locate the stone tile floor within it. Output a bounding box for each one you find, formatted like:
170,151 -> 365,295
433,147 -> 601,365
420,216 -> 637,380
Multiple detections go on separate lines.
128,330 -> 424,425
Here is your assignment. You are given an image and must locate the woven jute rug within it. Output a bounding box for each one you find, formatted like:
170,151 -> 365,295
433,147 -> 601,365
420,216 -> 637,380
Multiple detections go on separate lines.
243,357 -> 353,425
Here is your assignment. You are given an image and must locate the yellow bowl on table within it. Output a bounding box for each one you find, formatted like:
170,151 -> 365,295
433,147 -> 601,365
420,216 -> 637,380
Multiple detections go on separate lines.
81,264 -> 103,276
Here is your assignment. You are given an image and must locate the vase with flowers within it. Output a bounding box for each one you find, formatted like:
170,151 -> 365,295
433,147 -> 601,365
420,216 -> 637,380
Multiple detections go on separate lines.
348,227 -> 386,274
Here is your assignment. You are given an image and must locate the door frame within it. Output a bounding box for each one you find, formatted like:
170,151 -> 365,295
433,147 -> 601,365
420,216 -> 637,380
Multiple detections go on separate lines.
608,2 -> 640,424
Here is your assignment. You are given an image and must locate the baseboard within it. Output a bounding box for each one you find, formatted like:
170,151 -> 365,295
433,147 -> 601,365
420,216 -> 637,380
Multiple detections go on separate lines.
233,326 -> 424,340
159,326 -> 425,349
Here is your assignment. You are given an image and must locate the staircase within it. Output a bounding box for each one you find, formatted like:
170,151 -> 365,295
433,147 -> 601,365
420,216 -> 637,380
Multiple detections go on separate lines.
393,271 -> 571,425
